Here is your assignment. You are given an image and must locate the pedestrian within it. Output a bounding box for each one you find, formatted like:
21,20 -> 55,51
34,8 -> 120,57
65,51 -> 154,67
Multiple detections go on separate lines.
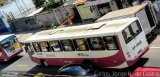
38,20 -> 46,30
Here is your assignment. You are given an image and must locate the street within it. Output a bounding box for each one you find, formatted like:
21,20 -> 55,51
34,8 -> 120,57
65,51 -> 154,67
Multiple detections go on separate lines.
0,33 -> 160,77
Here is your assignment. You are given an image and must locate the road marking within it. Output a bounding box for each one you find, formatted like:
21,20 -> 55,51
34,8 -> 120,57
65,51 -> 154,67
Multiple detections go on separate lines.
150,47 -> 160,49
17,64 -> 28,67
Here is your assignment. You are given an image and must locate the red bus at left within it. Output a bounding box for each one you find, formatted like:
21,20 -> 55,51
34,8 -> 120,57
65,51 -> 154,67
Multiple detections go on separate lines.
0,34 -> 23,61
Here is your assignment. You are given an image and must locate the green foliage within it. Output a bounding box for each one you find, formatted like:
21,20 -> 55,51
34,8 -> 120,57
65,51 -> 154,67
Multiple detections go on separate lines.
50,23 -> 58,29
44,0 -> 64,11
33,0 -> 63,11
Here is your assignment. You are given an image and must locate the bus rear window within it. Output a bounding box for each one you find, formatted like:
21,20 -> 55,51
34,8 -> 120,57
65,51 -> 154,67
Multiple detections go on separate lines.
87,37 -> 105,50
73,38 -> 89,51
103,36 -> 119,50
49,40 -> 62,52
122,20 -> 142,43
60,40 -> 75,51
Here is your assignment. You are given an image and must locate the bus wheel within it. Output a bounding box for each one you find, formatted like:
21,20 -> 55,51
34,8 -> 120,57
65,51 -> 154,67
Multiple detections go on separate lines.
83,61 -> 94,71
40,60 -> 48,67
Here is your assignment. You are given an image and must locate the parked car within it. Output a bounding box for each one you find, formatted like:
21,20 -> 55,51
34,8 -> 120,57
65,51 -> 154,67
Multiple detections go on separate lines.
130,67 -> 160,77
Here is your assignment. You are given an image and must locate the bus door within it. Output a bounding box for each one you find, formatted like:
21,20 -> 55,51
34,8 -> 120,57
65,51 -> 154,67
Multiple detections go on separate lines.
122,20 -> 147,60
24,43 -> 35,55
1,35 -> 21,57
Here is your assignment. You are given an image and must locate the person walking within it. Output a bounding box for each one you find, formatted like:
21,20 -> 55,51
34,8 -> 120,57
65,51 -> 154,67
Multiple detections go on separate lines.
38,20 -> 46,30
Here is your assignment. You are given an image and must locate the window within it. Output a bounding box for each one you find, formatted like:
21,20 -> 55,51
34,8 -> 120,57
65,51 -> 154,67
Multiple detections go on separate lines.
0,19 -> 4,25
131,20 -> 142,35
98,3 -> 111,16
24,43 -> 35,55
87,37 -> 105,50
2,37 -> 17,52
122,20 -> 142,43
2,41 -> 11,52
73,38 -> 89,51
32,42 -> 41,52
49,40 -> 62,51
27,18 -> 37,25
122,26 -> 133,42
39,41 -> 50,52
60,40 -> 75,51
103,36 -> 119,50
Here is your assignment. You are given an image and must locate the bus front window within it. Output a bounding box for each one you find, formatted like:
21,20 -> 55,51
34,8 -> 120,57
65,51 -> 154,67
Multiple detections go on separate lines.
103,36 -> 119,50
60,40 -> 75,51
49,41 -> 62,52
73,38 -> 89,51
87,37 -> 105,50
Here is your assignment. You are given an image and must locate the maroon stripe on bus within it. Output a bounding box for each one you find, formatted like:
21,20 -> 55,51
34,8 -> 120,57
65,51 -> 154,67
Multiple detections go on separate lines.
126,46 -> 149,66
6,48 -> 23,61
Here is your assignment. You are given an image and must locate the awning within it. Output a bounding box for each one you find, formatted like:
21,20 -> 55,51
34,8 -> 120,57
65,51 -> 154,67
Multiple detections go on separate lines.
85,0 -> 111,7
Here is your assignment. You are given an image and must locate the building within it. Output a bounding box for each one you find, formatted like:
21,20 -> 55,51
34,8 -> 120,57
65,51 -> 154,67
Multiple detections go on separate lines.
84,0 -> 118,19
0,0 -> 36,18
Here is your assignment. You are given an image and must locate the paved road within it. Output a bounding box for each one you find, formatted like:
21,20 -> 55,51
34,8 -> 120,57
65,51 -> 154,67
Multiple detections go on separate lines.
0,34 -> 160,77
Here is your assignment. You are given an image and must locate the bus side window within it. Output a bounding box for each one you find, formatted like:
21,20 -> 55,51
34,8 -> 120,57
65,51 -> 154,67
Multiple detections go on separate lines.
49,40 -> 62,52
39,41 -> 50,52
32,42 -> 41,52
87,37 -> 105,50
103,36 -> 119,50
73,38 -> 89,51
60,40 -> 75,51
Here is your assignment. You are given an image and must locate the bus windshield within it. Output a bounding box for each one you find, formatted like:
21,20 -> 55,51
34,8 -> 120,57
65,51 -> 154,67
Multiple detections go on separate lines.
2,37 -> 17,53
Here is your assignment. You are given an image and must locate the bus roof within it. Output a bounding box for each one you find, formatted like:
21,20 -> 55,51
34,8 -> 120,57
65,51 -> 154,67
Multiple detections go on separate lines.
0,34 -> 15,42
24,18 -> 137,43
96,4 -> 146,22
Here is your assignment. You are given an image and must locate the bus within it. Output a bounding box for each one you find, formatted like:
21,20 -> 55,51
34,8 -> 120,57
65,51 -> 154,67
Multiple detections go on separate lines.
23,17 -> 149,68
96,3 -> 158,40
0,34 -> 23,61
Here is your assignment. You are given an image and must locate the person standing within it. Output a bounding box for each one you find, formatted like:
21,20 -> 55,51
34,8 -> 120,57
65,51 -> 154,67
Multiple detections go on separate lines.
38,20 -> 46,30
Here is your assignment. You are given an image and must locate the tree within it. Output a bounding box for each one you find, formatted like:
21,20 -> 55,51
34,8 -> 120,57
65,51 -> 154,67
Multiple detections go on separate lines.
33,0 -> 45,8
33,0 -> 64,11
44,0 -> 64,10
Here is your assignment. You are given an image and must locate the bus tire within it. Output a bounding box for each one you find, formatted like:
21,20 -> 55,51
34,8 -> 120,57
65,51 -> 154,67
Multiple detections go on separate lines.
40,60 -> 48,67
82,60 -> 94,71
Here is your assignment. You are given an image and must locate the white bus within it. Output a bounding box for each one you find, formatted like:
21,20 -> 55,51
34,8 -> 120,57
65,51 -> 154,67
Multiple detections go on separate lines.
23,18 -> 149,68
96,3 -> 158,40
0,34 -> 23,61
